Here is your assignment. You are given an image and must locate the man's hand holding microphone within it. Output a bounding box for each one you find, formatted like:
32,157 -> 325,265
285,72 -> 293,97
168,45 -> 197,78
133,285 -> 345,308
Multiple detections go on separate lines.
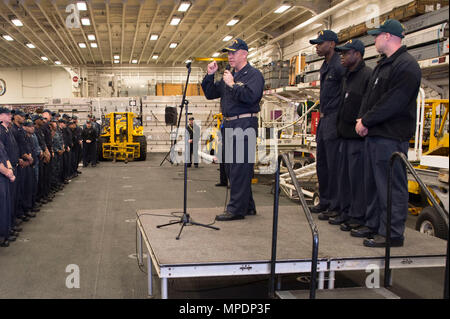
207,61 -> 234,88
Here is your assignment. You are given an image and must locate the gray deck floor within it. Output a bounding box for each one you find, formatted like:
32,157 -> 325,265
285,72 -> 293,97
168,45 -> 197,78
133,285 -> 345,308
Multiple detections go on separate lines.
0,154 -> 447,299
276,287 -> 401,299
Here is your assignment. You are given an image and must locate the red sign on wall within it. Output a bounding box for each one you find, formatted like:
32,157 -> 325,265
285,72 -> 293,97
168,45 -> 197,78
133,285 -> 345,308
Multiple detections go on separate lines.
73,76 -> 79,82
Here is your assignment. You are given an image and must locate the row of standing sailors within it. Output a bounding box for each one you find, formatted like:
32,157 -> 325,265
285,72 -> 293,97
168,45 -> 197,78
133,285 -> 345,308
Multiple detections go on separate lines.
0,109 -> 101,247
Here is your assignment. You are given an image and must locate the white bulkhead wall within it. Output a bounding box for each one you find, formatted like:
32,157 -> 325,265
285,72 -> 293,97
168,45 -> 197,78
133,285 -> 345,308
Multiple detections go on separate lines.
0,66 -> 73,104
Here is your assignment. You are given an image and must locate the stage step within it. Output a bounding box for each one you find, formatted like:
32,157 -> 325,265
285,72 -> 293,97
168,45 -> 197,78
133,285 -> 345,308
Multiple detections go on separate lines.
276,287 -> 400,299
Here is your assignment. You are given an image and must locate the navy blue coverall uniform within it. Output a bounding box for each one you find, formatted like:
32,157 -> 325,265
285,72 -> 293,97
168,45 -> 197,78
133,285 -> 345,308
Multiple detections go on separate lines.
1,124 -> 20,227
34,126 -> 48,202
0,140 -> 12,241
219,123 -> 228,186
202,63 -> 264,217
358,46 -> 421,240
92,121 -> 101,164
41,123 -> 53,199
218,102 -> 228,186
187,122 -> 199,167
336,60 -> 372,224
19,132 -> 34,215
11,122 -> 28,219
71,125 -> 82,175
316,51 -> 346,212
62,126 -> 73,179
30,132 -> 42,209
51,127 -> 64,190
82,126 -> 97,166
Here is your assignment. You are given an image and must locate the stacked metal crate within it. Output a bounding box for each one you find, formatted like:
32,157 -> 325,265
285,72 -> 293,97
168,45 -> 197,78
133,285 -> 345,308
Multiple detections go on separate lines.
43,97 -> 92,123
263,60 -> 290,89
301,5 -> 449,88
141,95 -> 221,153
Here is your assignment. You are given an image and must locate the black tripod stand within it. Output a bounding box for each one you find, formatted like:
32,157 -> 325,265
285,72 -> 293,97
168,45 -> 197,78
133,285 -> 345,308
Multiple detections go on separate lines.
157,62 -> 220,239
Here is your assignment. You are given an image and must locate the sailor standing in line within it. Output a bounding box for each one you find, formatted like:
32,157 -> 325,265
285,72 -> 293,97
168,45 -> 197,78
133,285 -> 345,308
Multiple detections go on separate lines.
33,114 -> 50,205
0,107 -> 20,240
62,114 -> 73,181
82,120 -> 97,167
91,115 -> 101,167
328,39 -> 372,230
68,119 -> 80,177
51,118 -> 65,191
308,30 -> 346,221
19,118 -> 37,219
187,116 -> 199,168
28,116 -> 43,213
0,136 -> 15,247
355,20 -> 422,247
10,109 -> 30,222
41,110 -> 55,204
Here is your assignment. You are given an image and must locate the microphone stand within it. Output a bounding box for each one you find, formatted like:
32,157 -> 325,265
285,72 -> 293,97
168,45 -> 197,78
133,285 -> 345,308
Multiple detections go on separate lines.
157,62 -> 220,240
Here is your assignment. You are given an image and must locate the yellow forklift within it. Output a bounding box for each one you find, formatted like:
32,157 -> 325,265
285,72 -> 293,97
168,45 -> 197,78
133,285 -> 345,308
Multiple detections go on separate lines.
98,112 -> 147,162
408,99 -> 449,239
205,113 -> 223,155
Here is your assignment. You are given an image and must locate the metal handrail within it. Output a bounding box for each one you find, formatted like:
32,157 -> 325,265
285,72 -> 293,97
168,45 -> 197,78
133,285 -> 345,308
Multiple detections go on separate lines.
269,153 -> 319,299
386,152 -> 449,299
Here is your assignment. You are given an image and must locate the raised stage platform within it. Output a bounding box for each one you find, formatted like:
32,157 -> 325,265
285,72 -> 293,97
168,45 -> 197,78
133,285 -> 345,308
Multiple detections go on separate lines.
136,206 -> 447,299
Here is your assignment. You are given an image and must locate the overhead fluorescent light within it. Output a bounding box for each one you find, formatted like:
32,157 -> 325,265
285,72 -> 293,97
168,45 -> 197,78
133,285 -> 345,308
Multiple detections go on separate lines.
248,52 -> 256,58
114,60 -> 120,64
223,35 -> 232,41
185,59 -> 192,64
26,43 -> 36,49
78,42 -> 86,48
2,35 -> 13,41
170,17 -> 181,25
87,34 -> 96,41
169,42 -> 178,49
152,55 -> 158,59
90,43 -> 98,48
114,55 -> 120,59
274,5 -> 291,13
150,34 -> 158,40
212,52 -> 220,57
226,18 -> 239,26
81,18 -> 90,26
55,61 -> 62,65
248,47 -> 255,52
132,59 -> 138,64
41,56 -> 48,61
77,2 -> 87,11
11,19 -> 23,27
178,1 -> 191,12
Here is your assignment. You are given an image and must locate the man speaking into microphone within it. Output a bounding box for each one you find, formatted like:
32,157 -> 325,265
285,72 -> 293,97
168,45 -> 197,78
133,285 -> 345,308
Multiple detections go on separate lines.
201,38 -> 264,221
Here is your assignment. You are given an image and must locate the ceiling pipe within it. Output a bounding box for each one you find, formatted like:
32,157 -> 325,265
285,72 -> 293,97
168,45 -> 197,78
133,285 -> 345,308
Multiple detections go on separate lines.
267,0 -> 360,46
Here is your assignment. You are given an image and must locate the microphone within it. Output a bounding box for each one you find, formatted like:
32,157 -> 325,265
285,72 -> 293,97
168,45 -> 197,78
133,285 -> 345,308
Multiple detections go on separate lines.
225,64 -> 231,71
